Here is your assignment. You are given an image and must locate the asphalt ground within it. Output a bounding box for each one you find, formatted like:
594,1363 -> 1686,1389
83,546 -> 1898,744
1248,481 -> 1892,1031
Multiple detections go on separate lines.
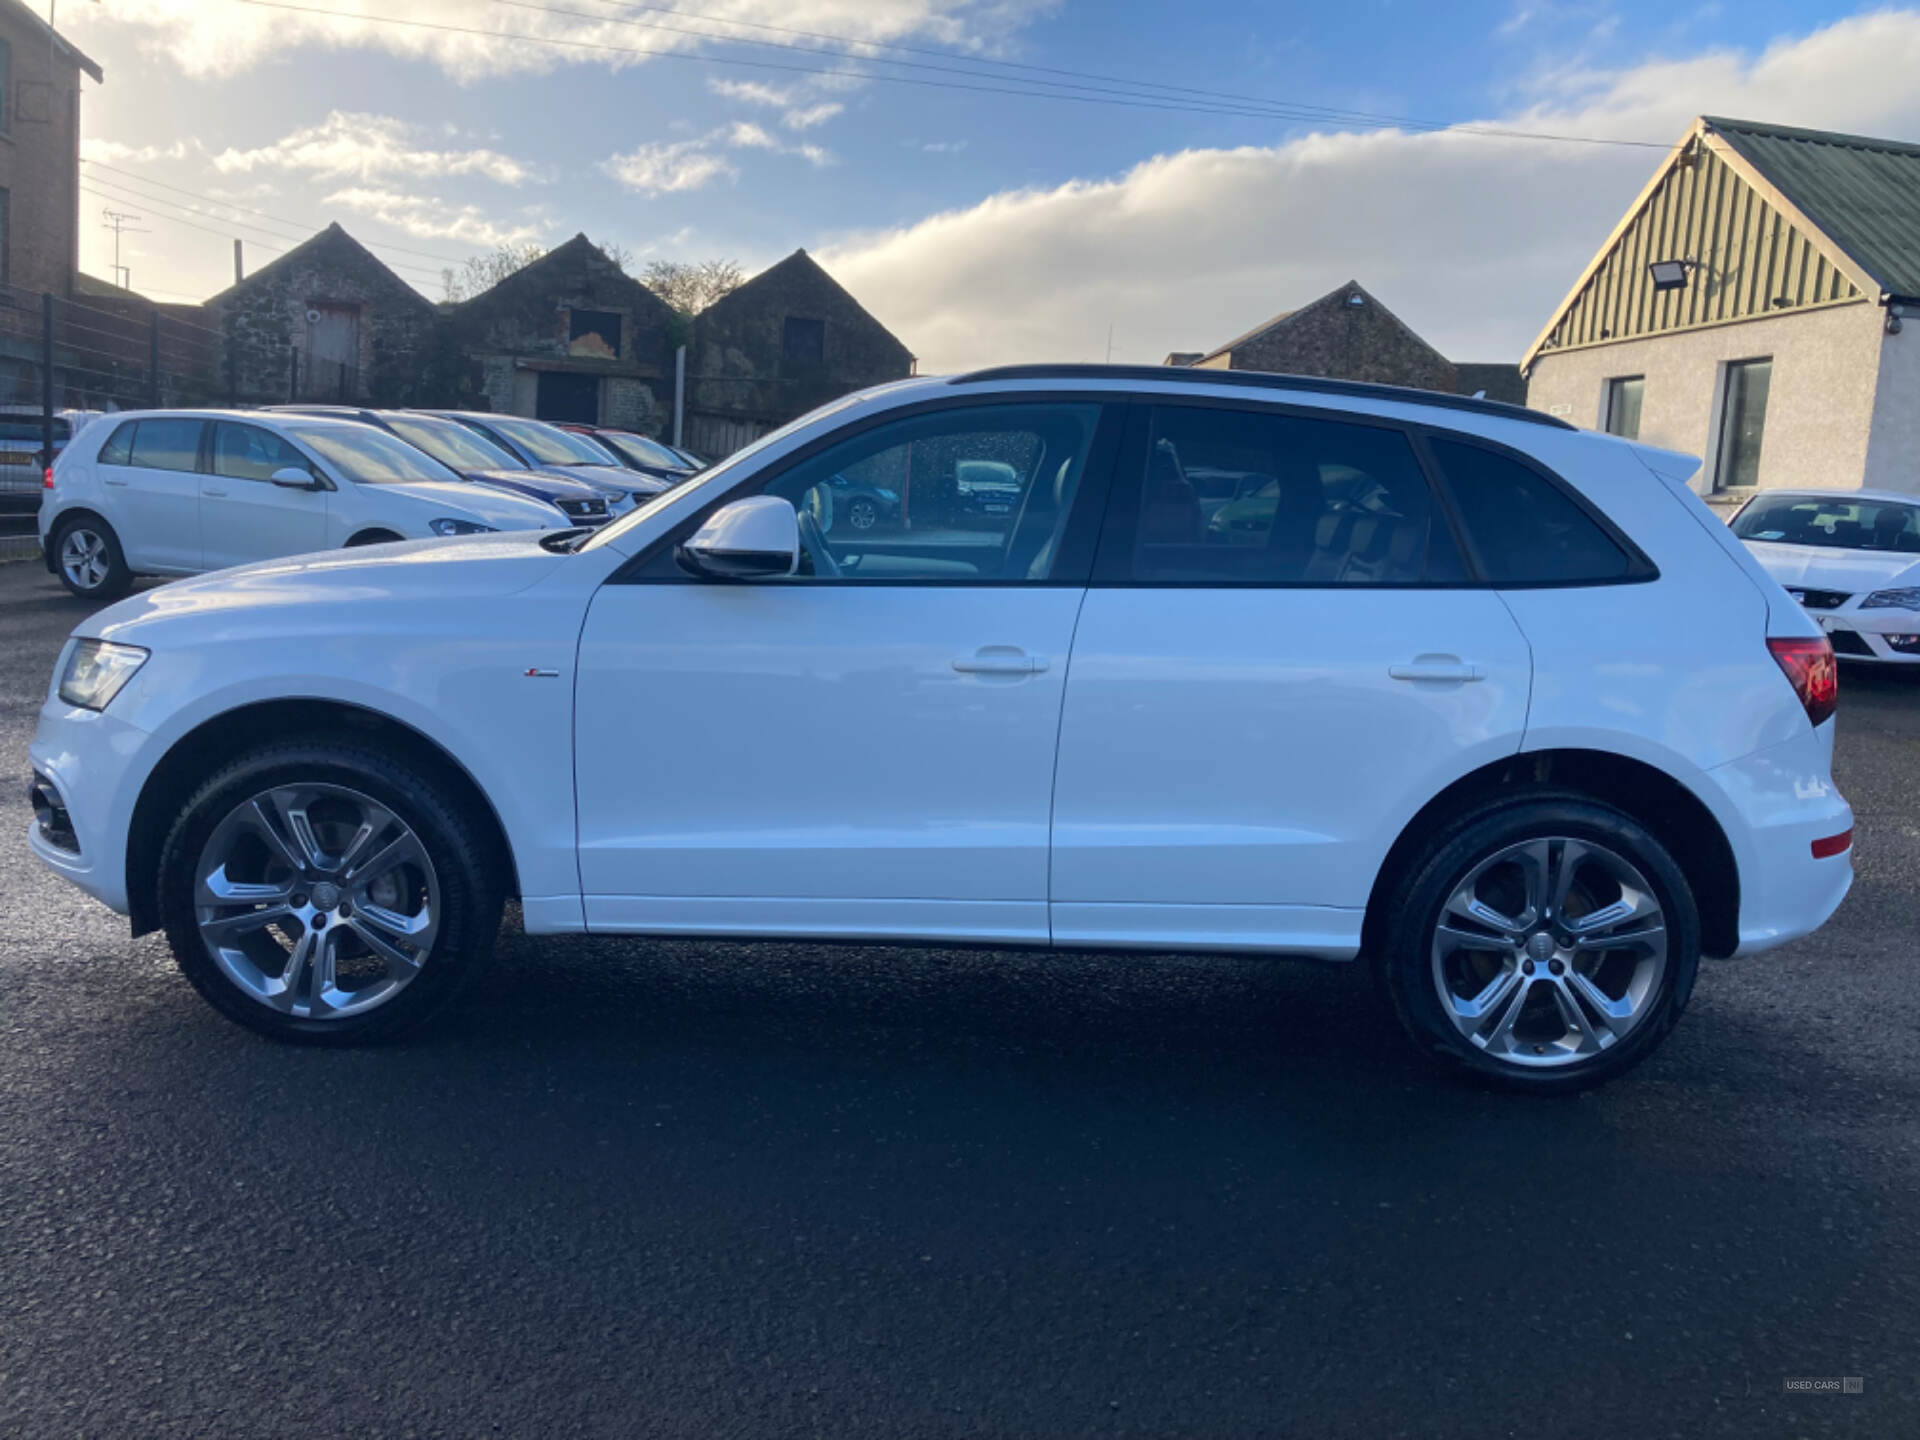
1,558 -> 1917,1438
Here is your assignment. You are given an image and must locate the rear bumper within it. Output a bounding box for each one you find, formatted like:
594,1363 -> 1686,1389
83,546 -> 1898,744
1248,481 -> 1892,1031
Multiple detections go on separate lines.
1706,725 -> 1853,955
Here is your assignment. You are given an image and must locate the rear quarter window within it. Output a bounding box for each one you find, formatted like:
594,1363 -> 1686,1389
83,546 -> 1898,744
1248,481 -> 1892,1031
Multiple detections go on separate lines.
1428,437 -> 1632,585
98,421 -> 136,466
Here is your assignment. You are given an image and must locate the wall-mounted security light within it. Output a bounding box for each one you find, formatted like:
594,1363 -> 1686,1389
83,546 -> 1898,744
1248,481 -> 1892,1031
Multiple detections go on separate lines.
1648,259 -> 1695,291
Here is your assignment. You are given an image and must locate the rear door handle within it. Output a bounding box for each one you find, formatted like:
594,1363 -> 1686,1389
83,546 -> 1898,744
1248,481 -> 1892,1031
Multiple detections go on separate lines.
1389,658 -> 1484,683
203,487 -> 228,497
103,477 -> 128,487
952,652 -> 1048,675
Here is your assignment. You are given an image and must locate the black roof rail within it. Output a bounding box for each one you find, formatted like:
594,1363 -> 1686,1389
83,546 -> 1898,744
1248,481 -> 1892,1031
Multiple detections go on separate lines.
948,363 -> 1573,431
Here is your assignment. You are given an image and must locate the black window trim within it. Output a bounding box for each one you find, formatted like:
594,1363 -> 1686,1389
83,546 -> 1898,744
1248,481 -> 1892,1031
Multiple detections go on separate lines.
1084,391 -> 1655,591
608,392 -> 1130,587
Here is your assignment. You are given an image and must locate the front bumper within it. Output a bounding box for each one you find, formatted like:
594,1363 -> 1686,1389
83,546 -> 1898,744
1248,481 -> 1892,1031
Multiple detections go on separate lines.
1800,604 -> 1920,663
27,694 -> 151,917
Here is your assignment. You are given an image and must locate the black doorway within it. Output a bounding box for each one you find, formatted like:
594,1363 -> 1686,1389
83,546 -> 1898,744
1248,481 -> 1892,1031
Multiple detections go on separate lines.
536,372 -> 601,424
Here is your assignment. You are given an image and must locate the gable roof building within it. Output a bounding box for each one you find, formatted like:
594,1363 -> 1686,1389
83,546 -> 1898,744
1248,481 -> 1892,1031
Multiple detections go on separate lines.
684,248 -> 913,457
1524,116 -> 1920,504
1184,280 -> 1460,394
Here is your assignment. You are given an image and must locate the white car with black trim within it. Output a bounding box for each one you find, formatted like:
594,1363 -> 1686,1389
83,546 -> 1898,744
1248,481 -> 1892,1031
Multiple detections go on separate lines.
1731,489 -> 1920,663
29,366 -> 1854,1093
39,409 -> 566,601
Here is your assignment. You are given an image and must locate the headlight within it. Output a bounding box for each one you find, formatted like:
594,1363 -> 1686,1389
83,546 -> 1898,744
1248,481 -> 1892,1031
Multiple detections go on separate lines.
58,639 -> 148,711
429,518 -> 498,536
1861,587 -> 1920,610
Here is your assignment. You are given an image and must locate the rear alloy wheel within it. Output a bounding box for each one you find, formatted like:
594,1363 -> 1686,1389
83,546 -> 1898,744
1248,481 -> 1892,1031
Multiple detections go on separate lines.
159,741 -> 503,1043
847,496 -> 879,531
54,516 -> 132,601
1380,796 -> 1700,1092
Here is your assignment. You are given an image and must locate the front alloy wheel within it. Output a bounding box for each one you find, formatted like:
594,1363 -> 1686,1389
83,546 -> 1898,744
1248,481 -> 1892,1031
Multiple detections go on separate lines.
194,783 -> 440,1020
159,740 -> 503,1043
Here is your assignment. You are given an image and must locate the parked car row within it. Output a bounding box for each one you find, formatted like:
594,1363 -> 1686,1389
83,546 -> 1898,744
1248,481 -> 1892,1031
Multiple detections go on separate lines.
37,407 -> 691,601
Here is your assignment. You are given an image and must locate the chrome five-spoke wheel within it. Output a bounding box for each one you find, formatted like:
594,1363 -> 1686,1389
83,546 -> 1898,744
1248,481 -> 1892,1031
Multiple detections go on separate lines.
194,783 -> 440,1020
60,527 -> 111,592
1430,836 -> 1667,1069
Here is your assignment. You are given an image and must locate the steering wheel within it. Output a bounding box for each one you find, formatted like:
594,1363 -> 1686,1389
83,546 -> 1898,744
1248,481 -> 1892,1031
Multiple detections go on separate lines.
796,506 -> 841,578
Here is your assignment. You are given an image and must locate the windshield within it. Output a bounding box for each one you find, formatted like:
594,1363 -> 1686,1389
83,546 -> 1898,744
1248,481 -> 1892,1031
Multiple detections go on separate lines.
386,414 -> 523,472
294,424 -> 465,484
484,416 -> 620,467
599,431 -> 688,470
1732,495 -> 1920,553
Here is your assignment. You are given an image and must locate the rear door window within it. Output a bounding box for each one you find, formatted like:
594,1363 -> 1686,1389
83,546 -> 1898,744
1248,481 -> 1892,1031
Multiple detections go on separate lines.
127,418 -> 205,474
1426,437 -> 1631,584
1122,404 -> 1463,585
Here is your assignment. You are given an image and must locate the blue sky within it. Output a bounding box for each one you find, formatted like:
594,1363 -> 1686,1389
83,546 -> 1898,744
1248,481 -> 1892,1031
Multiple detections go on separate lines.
58,1 -> 1920,367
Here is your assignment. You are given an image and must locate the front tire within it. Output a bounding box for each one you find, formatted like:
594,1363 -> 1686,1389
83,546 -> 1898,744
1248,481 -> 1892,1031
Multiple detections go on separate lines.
53,514 -> 133,601
1377,794 -> 1700,1093
157,740 -> 504,1044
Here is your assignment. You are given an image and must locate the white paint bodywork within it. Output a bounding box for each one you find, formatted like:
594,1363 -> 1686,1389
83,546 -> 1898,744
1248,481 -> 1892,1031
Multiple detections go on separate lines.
29,373 -> 1854,962
1734,490 -> 1920,664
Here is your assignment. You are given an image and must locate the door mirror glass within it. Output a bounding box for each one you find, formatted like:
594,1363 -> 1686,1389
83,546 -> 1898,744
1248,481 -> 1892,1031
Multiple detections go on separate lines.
677,495 -> 800,579
269,467 -> 320,490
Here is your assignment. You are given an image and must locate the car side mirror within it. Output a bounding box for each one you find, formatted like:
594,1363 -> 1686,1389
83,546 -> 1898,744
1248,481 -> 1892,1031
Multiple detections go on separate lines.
270,467 -> 321,490
676,495 -> 800,580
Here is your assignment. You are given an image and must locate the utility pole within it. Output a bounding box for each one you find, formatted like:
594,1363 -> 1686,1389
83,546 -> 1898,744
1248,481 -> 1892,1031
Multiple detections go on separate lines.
234,239 -> 244,285
101,208 -> 146,291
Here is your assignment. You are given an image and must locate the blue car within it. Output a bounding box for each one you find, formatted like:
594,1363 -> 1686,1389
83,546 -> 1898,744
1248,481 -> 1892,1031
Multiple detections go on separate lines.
271,407 -> 615,527
417,411 -> 672,513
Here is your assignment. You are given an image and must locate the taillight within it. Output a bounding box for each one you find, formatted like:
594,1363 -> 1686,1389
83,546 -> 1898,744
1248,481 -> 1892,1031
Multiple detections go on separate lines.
1768,636 -> 1838,728
43,466 -> 54,489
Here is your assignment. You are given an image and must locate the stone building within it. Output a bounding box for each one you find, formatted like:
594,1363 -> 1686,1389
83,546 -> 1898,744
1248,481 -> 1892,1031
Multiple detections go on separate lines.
1524,116 -> 1920,509
0,0 -> 99,296
684,249 -> 913,456
442,234 -> 678,431
1181,281 -> 1459,392
205,223 -> 437,405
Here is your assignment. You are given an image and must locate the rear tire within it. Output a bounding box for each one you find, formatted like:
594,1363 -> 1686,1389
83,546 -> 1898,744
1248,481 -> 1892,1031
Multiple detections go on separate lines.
1377,792 -> 1700,1094
52,514 -> 133,601
157,739 -> 505,1045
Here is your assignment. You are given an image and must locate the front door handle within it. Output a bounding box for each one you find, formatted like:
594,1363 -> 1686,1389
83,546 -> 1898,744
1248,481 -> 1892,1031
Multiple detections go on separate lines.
203,487 -> 228,497
952,650 -> 1048,675
1389,657 -> 1485,683
103,477 -> 128,487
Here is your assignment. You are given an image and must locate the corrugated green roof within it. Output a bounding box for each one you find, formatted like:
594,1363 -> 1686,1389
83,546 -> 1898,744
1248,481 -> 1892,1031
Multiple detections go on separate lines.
1706,116 -> 1920,301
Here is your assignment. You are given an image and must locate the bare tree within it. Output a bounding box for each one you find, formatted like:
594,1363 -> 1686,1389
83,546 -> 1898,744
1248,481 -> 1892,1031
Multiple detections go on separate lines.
642,258 -> 745,316
441,242 -> 547,303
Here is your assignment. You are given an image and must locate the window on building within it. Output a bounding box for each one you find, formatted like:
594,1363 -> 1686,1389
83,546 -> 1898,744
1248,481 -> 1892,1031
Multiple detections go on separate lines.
0,189 -> 10,288
1603,376 -> 1644,439
1427,437 -> 1631,585
1715,358 -> 1772,491
568,309 -> 622,360
782,316 -> 826,364
1125,404 -> 1463,585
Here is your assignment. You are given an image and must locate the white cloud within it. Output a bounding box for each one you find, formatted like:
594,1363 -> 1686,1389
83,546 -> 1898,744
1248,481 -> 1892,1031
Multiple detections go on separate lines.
81,138 -> 189,164
65,0 -> 1055,81
602,138 -> 738,196
783,102 -> 846,131
821,10 -> 1920,372
213,112 -> 531,185
323,187 -> 548,248
704,77 -> 848,131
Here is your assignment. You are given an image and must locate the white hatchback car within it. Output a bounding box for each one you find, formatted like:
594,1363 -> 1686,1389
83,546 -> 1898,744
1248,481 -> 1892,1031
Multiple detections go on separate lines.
1730,488 -> 1920,664
38,409 -> 566,600
29,367 -> 1854,1090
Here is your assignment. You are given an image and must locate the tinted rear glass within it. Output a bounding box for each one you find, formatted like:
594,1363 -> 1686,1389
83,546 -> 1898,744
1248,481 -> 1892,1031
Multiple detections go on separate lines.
128,418 -> 204,473
1428,438 -> 1630,584
99,421 -> 135,466
0,419 -> 70,444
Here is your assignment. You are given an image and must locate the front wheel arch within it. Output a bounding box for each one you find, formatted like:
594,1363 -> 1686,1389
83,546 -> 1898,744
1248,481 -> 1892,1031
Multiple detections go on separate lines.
345,529 -> 404,548
125,698 -> 520,937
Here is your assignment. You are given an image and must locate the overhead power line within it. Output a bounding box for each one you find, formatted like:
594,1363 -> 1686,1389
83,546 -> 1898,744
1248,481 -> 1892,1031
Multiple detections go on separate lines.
233,0 -> 1669,148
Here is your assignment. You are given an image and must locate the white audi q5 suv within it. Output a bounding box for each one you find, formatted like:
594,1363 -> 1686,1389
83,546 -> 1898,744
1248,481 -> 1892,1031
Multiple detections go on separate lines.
28,366 -> 1853,1090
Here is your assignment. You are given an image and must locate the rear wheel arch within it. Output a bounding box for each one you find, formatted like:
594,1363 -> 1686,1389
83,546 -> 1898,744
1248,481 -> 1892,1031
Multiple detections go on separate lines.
1361,748 -> 1740,963
43,507 -> 114,572
126,698 -> 520,936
